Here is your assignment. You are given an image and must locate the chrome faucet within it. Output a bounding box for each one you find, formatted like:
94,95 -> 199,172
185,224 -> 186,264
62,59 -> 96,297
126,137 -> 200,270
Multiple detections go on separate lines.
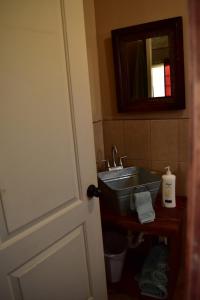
101,145 -> 127,171
112,145 -> 118,167
110,145 -> 127,171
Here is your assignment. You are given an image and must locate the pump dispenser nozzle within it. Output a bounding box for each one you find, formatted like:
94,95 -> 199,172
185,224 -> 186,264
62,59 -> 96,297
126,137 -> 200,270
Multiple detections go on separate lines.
165,166 -> 171,175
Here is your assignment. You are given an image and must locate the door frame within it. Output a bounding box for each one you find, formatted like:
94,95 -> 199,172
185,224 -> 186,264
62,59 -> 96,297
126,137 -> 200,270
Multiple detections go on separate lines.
186,0 -> 200,299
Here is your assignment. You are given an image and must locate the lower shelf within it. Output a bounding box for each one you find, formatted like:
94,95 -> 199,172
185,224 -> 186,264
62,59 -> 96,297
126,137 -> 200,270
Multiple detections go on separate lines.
107,240 -> 164,300
107,246 -> 185,300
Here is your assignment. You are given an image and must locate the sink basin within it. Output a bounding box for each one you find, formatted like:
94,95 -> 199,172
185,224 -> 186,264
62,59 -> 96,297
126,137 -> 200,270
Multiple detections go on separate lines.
98,167 -> 161,215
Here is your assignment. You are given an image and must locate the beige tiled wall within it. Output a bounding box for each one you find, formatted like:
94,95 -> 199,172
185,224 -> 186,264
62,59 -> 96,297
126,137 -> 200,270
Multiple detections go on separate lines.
103,119 -> 189,196
93,120 -> 105,170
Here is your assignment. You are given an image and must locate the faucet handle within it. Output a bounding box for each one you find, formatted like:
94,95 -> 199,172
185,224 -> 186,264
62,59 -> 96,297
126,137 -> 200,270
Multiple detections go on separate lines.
101,159 -> 110,170
119,156 -> 127,167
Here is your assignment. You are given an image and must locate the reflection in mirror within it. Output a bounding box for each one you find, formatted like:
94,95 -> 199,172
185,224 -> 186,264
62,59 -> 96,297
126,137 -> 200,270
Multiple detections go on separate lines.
126,36 -> 170,103
149,35 -> 170,98
112,17 -> 185,112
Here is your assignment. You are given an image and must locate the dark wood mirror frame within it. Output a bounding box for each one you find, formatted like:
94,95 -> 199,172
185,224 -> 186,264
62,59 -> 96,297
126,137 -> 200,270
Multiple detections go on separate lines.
112,17 -> 185,112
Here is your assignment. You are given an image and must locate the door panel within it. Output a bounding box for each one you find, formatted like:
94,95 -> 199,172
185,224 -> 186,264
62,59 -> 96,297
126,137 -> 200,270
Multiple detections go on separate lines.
10,227 -> 90,300
0,0 -> 107,299
0,0 -> 78,233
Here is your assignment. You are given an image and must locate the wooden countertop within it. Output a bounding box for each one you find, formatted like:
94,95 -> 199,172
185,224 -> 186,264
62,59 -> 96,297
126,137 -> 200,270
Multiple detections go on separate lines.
100,196 -> 186,236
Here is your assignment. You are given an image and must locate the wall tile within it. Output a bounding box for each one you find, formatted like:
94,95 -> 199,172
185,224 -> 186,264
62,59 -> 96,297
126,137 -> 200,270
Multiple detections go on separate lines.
93,121 -> 104,170
178,119 -> 189,162
151,120 -> 179,162
124,120 -> 151,160
151,160 -> 178,175
124,158 -> 151,169
103,120 -> 124,166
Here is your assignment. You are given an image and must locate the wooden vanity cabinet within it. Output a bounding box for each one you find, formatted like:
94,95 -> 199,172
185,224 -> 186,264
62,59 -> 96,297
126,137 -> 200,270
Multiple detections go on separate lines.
100,196 -> 186,299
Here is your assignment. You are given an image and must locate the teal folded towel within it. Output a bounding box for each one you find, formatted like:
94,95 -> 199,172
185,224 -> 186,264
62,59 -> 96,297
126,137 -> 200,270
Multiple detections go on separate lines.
140,280 -> 168,299
130,191 -> 155,224
138,245 -> 168,299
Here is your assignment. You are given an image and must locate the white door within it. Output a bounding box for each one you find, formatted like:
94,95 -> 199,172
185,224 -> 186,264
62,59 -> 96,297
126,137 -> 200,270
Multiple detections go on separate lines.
0,1 -> 107,299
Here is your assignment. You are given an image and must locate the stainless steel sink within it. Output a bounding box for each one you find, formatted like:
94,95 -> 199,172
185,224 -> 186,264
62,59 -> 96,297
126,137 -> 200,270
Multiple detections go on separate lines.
98,167 -> 161,215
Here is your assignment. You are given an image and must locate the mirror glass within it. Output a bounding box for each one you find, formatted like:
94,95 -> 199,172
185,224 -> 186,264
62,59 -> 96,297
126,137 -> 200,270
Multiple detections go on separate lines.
126,35 -> 170,102
112,17 -> 185,112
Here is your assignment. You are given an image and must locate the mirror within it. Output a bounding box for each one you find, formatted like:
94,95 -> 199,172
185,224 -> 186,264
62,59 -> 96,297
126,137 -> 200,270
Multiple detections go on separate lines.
112,17 -> 185,112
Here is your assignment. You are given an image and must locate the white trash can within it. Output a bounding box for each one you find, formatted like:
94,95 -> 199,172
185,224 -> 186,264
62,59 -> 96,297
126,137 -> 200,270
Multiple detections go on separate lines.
103,231 -> 127,283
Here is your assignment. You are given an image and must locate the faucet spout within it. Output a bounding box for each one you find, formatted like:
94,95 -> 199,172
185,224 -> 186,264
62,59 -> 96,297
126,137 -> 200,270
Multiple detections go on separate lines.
109,145 -> 125,171
112,145 -> 118,167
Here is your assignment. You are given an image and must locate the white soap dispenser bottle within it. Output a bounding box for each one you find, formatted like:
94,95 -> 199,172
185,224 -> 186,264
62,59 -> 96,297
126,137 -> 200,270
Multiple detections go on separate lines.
162,166 -> 176,208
